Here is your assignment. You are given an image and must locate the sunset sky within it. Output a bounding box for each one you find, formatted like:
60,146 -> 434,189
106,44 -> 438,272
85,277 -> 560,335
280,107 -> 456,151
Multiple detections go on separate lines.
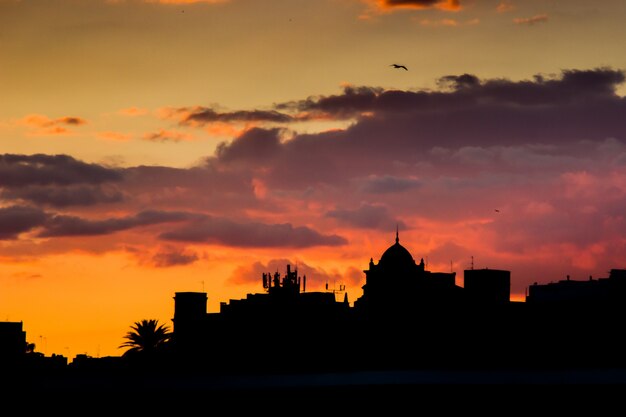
3,0 -> 626,359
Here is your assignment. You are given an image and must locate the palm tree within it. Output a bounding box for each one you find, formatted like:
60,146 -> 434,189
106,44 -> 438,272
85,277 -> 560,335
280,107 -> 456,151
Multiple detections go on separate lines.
119,319 -> 172,358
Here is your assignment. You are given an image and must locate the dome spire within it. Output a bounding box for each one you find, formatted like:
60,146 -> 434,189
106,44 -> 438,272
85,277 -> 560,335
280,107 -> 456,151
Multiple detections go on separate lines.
395,224 -> 399,244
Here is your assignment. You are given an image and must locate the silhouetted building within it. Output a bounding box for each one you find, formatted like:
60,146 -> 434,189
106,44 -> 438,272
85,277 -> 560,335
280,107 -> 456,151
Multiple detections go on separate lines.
0,321 -> 26,359
526,269 -> 626,305
170,263 -> 350,372
354,230 -> 460,313
464,268 -> 510,304
172,291 -> 208,349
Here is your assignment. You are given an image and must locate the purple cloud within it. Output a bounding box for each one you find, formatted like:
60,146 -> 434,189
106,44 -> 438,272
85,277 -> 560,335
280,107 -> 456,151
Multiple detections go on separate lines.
325,203 -> 406,231
371,0 -> 461,11
0,154 -> 121,187
160,216 -> 347,248
173,107 -> 293,126
357,175 -> 421,194
275,85 -> 382,120
0,205 -> 47,240
39,210 -> 195,237
215,127 -> 284,163
152,248 -> 199,267
1,185 -> 124,208
208,68 -> 626,191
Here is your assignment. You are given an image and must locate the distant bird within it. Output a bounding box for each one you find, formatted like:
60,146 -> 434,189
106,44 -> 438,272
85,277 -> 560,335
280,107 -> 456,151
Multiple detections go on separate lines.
495,209 -> 500,213
391,64 -> 408,71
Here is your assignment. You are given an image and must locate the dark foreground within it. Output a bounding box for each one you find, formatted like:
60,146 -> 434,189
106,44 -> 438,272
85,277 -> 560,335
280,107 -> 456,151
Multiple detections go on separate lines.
5,367 -> 626,413
15,368 -> 626,392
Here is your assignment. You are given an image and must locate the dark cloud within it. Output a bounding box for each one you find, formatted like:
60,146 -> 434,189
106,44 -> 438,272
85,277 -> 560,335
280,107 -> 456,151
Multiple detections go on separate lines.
357,175 -> 421,194
177,107 -> 292,125
437,73 -> 481,90
275,68 -> 625,122
39,210 -> 195,237
0,154 -> 122,187
57,117 -> 87,125
1,185 -> 124,207
142,129 -> 191,142
121,164 -> 258,213
0,205 -> 47,240
152,248 -> 199,267
4,67 -> 624,273
160,216 -> 347,248
377,0 -> 461,11
325,203 -> 406,231
210,67 -> 626,189
275,86 -> 382,120
21,115 -> 87,128
18,115 -> 88,136
215,127 -> 283,163
461,68 -> 624,105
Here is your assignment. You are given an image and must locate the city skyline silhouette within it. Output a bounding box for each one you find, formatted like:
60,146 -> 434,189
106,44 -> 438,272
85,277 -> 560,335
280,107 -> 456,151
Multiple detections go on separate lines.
3,2 -> 626,399
4,229 -> 626,392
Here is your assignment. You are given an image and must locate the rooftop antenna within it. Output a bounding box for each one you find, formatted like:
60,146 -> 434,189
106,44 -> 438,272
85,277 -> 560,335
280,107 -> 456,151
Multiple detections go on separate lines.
450,260 -> 453,273
471,256 -> 474,270
395,224 -> 399,244
200,280 -> 205,292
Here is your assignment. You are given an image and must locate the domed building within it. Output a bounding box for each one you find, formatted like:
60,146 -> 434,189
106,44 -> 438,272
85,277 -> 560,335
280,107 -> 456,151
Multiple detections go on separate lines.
354,230 -> 462,313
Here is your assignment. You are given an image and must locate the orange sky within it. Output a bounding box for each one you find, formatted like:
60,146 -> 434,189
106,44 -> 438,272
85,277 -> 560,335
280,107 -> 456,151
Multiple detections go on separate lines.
2,0 -> 626,359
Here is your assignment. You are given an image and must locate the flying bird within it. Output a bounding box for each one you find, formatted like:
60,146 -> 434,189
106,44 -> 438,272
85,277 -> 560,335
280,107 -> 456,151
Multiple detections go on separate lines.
495,209 -> 500,213
391,64 -> 408,71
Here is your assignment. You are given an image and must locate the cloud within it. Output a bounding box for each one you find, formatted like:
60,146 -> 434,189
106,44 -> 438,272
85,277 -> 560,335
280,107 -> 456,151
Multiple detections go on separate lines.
165,106 -> 293,128
514,14 -> 548,26
228,259 -> 351,291
39,209 -> 194,237
17,114 -> 87,135
1,185 -> 124,208
142,129 -> 194,142
5,67 -> 626,291
20,115 -> 87,127
160,216 -> 347,248
117,107 -> 149,117
496,1 -> 514,13
275,85 -> 382,121
143,0 -> 228,4
436,73 -> 481,90
214,127 -> 283,163
0,205 -> 48,240
151,247 -> 199,267
208,68 -> 626,192
418,18 -> 478,26
419,18 -> 457,26
121,163 -> 259,213
325,203 -> 406,231
0,154 -> 122,187
97,131 -> 132,142
357,175 -> 421,194
107,0 -> 228,4
366,0 -> 461,13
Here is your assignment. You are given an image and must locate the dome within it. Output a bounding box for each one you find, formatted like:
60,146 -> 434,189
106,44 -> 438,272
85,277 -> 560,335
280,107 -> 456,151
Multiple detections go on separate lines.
379,231 -> 415,267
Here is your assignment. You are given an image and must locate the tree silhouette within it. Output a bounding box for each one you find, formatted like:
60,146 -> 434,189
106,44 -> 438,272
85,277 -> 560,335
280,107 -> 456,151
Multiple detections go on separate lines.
119,319 -> 172,357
